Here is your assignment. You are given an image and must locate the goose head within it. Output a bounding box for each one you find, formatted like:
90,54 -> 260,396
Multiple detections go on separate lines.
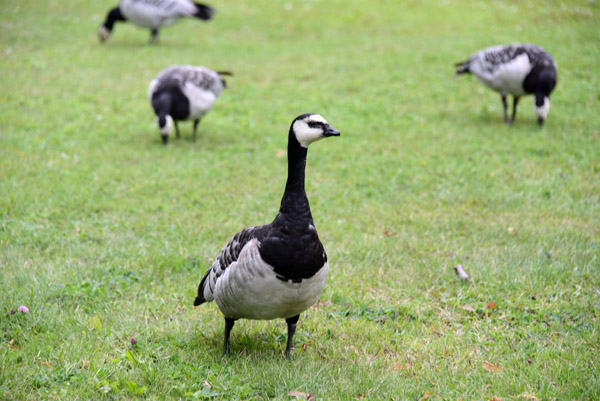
533,94 -> 550,126
291,114 -> 340,148
157,115 -> 173,144
533,66 -> 557,126
98,7 -> 125,43
98,25 -> 111,43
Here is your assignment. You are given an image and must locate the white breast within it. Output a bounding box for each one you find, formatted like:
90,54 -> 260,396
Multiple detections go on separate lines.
471,53 -> 532,96
213,239 -> 329,320
181,81 -> 218,119
147,78 -> 159,101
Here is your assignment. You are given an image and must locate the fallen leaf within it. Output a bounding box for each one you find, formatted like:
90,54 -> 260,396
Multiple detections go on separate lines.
41,361 -> 52,368
460,305 -> 476,313
383,230 -> 396,237
486,301 -> 497,310
344,345 -> 360,357
90,314 -> 102,330
302,338 -> 313,350
453,264 -> 470,281
483,361 -> 502,372
394,362 -> 411,370
8,338 -> 19,350
288,391 -> 308,397
518,393 -> 539,401
419,391 -> 434,400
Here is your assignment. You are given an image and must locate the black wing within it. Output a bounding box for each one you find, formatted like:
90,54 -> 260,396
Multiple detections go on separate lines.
456,44 -> 549,75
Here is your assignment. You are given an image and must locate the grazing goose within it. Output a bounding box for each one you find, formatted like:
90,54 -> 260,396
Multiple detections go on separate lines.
98,0 -> 214,43
148,65 -> 231,144
455,44 -> 557,126
194,113 -> 340,359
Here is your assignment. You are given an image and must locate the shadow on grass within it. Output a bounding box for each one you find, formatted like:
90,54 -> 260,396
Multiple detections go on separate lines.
121,127 -> 233,149
188,322 -> 296,360
96,39 -> 205,50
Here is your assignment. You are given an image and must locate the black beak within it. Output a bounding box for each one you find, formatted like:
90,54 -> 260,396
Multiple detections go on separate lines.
323,125 -> 341,137
161,134 -> 169,144
538,117 -> 544,127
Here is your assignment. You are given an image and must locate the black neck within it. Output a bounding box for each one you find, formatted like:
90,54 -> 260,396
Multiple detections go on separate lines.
153,93 -> 172,118
524,65 -> 556,96
103,7 -> 126,30
277,131 -> 311,217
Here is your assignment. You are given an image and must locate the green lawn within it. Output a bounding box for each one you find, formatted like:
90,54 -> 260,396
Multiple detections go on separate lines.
1,0 -> 599,399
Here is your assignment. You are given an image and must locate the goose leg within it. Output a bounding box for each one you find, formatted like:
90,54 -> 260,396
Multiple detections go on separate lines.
150,28 -> 159,43
511,96 -> 520,123
284,315 -> 299,360
501,93 -> 509,124
174,121 -> 180,139
193,119 -> 200,141
223,317 -> 235,356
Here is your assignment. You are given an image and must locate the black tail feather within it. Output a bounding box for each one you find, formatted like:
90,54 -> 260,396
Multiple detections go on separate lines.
194,3 -> 215,20
193,272 -> 210,306
216,71 -> 233,88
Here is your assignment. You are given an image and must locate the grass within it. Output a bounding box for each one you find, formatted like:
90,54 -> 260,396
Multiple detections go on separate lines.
1,0 -> 599,399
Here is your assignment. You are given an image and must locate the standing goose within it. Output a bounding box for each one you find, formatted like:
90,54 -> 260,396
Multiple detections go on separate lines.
194,113 -> 340,359
98,0 -> 214,43
455,43 -> 557,126
148,65 -> 231,144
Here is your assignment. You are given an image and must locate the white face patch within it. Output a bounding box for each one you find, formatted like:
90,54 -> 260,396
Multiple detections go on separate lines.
534,97 -> 550,120
98,26 -> 111,42
292,114 -> 329,148
158,115 -> 173,135
307,114 -> 327,124
182,81 -> 218,119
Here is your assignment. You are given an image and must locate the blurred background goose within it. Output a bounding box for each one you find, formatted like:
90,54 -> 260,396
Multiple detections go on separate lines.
456,43 -> 557,126
98,0 -> 214,43
148,65 -> 231,144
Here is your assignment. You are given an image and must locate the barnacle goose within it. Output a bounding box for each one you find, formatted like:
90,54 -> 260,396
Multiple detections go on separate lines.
455,44 -> 558,126
98,0 -> 214,43
148,65 -> 231,144
194,114 -> 340,359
